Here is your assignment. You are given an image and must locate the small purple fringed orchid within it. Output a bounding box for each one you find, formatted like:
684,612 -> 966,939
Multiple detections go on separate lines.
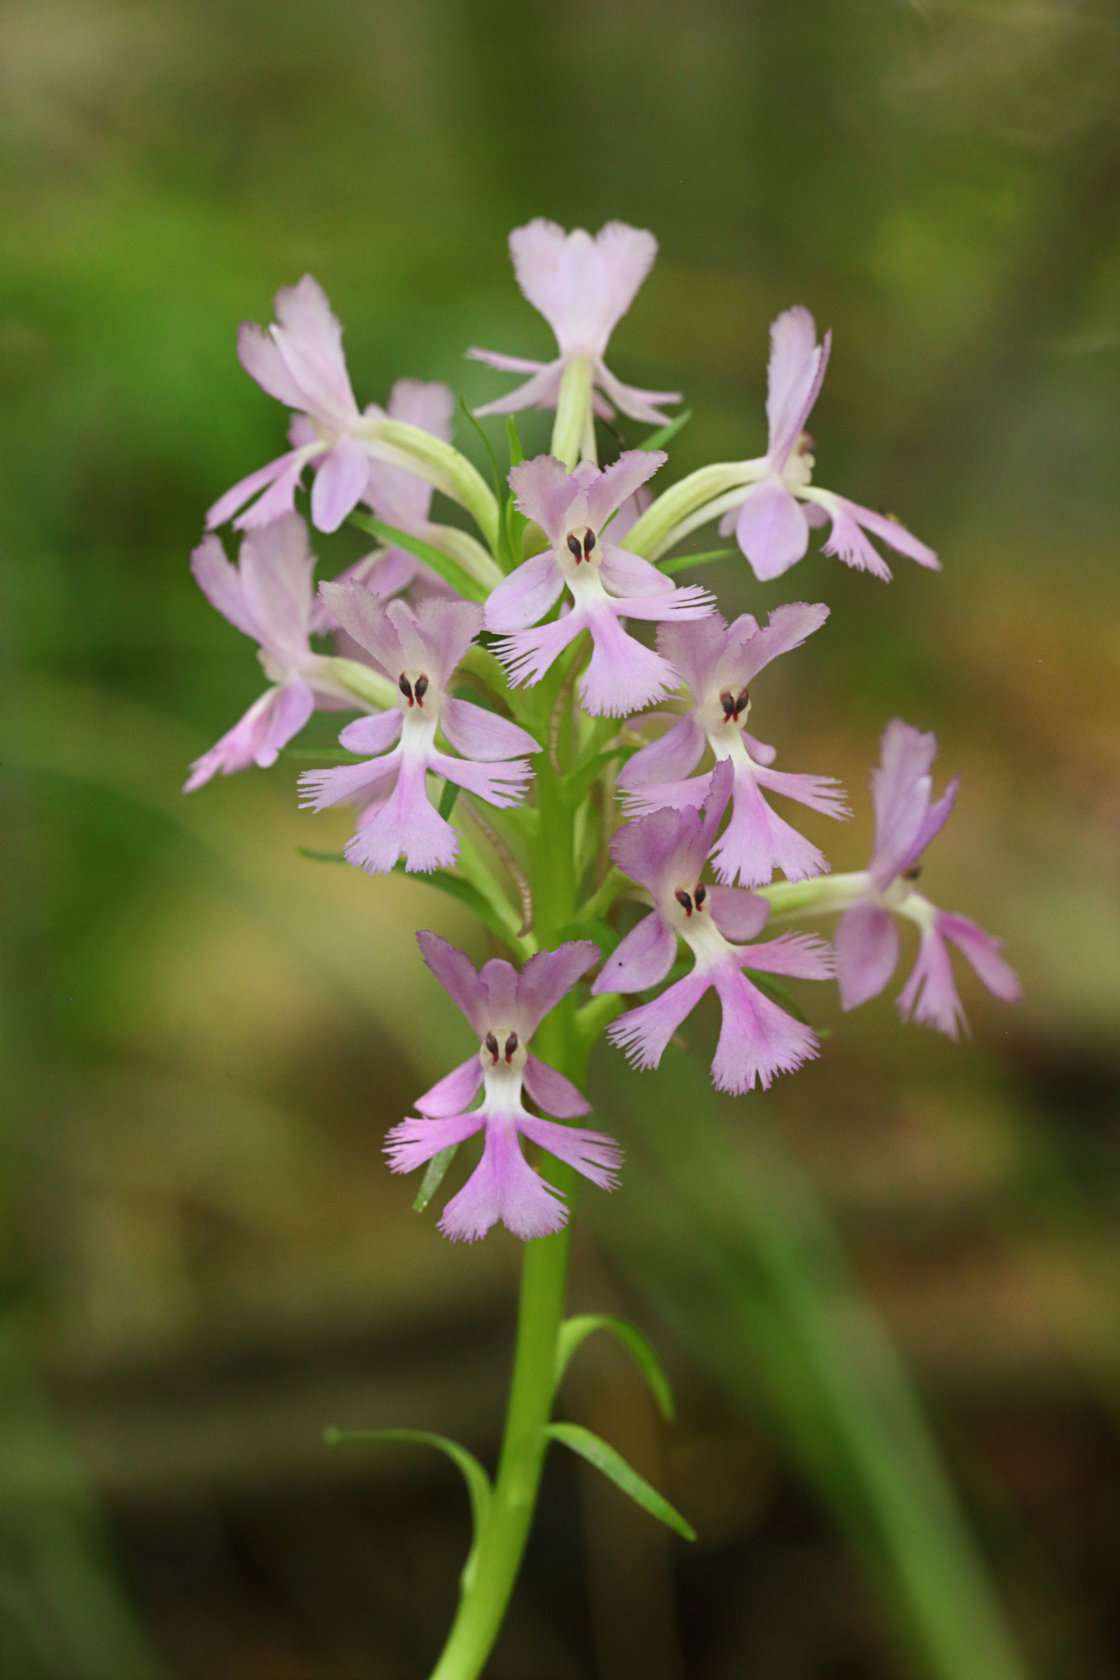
206,276 -> 374,535
486,452 -> 715,716
468,219 -> 680,425
835,721 -> 1021,1037
299,588 -> 539,874
595,763 -> 834,1093
386,935 -> 622,1241
722,307 -> 939,582
618,605 -> 849,886
185,514 -> 353,791
309,379 -> 456,625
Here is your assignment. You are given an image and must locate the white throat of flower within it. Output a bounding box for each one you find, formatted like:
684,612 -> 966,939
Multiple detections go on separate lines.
778,432 -> 815,492
665,879 -> 733,972
478,1031 -> 529,1122
397,665 -> 441,755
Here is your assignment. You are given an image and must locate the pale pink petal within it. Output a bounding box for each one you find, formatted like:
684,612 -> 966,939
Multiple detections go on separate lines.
440,698 -> 540,761
337,710 -> 403,755
318,583 -> 403,673
737,929 -> 834,981
310,436 -> 372,533
817,500 -> 894,580
835,900 -> 900,1009
256,679 -> 315,765
728,601 -> 831,685
735,479 -> 811,581
508,454 -> 585,540
484,549 -> 565,634
766,307 -> 831,470
655,614 -> 731,699
710,962 -> 820,1093
707,886 -> 770,943
584,449 -> 666,531
388,378 -> 454,440
592,911 -> 676,997
590,222 -> 660,342
385,1110 -> 485,1174
478,957 -> 518,1024
752,763 -> 850,821
466,347 -> 550,375
937,911 -> 1022,1004
618,714 -> 706,794
310,548 -> 417,631
606,582 -> 715,624
429,750 -> 533,810
344,757 -> 457,874
869,720 -> 940,890
610,805 -> 697,897
471,363 -> 564,418
833,497 -> 939,571
271,275 -> 358,422
608,969 -> 712,1072
206,448 -> 308,531
183,690 -> 276,791
709,763 -> 830,887
514,941 -> 600,1036
190,535 -> 262,641
594,359 -> 681,425
239,513 -> 315,659
598,544 -> 677,599
440,1120 -> 568,1242
517,1114 -> 622,1189
494,613 -> 587,691
619,772 -> 710,818
414,1057 -> 484,1118
416,932 -> 489,1034
897,927 -> 966,1038
297,753 -> 400,813
237,321 -> 306,408
522,1057 -> 592,1120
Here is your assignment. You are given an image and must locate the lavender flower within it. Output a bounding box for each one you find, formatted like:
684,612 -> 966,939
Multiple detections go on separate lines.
206,276 -> 379,534
594,764 -> 834,1093
387,935 -> 621,1241
299,589 -> 539,874
721,307 -> 939,582
468,220 -> 680,425
185,514 -> 355,791
486,452 -> 715,716
835,721 -> 1021,1036
618,605 -> 849,886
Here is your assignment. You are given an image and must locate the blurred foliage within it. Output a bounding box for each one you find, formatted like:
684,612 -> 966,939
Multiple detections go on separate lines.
3,0 -> 1120,1675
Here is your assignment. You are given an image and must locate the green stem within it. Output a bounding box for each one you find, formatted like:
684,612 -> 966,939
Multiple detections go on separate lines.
429,684 -> 583,1680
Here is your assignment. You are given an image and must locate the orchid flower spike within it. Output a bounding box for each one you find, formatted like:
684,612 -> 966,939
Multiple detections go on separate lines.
185,514 -> 356,791
387,935 -> 622,1241
594,763 -> 834,1093
468,220 -> 680,425
721,306 -> 939,582
835,720 -> 1021,1036
618,605 -> 849,886
309,379 -> 457,627
299,589 -> 539,874
485,452 -> 715,716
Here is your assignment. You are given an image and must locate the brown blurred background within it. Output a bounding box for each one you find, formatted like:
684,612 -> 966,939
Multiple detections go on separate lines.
3,1 -> 1120,1675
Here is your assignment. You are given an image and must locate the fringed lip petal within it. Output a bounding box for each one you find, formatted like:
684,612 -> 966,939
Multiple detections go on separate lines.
709,963 -> 820,1094
440,1121 -> 568,1242
384,1110 -> 486,1176
608,969 -> 712,1072
517,1115 -> 623,1190
937,911 -> 1022,1004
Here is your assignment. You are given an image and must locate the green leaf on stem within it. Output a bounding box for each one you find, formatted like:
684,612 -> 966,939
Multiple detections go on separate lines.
458,396 -> 503,500
347,511 -> 488,602
506,416 -> 525,467
413,1145 -> 459,1212
298,847 -> 348,864
638,409 -> 693,452
393,864 -> 519,950
554,1315 -> 676,1420
559,743 -> 636,810
659,547 -> 736,576
438,779 -> 461,821
543,1423 -> 695,1542
324,1428 -> 491,1546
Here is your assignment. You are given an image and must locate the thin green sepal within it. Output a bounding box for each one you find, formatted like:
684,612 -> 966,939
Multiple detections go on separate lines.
659,547 -> 736,575
458,396 -> 503,501
414,1145 -> 459,1212
555,1314 -> 676,1421
638,409 -> 693,452
542,1423 -> 695,1541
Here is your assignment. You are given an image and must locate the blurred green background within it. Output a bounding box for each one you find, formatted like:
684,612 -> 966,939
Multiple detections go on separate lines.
3,1 -> 1120,1675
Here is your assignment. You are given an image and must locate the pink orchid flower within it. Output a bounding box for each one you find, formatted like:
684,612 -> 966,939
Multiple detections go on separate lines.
387,935 -> 621,1241
469,220 -> 680,425
485,451 -> 715,717
722,307 -> 939,582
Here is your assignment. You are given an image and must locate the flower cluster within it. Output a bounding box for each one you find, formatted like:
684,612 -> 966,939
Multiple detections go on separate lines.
187,220 -> 1019,1240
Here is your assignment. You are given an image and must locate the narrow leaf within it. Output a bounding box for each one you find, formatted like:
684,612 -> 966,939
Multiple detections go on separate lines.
555,1314 -> 676,1420
659,547 -> 736,576
392,864 -> 519,950
413,1145 -> 459,1212
560,743 -> 636,810
347,512 -> 487,602
544,1423 -> 695,1541
438,778 -> 461,821
638,409 -> 692,452
458,396 -> 503,499
506,416 -> 525,467
298,847 -> 348,864
325,1428 -> 491,1542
